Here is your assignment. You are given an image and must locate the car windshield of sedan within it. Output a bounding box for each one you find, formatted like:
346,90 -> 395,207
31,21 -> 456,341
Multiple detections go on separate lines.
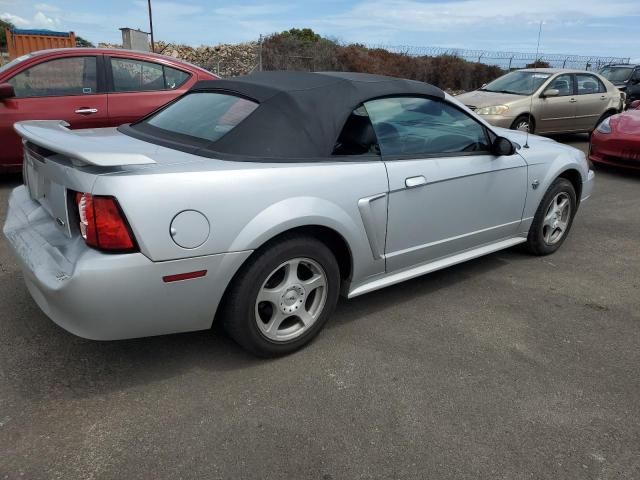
138,92 -> 258,142
598,67 -> 633,83
481,71 -> 552,95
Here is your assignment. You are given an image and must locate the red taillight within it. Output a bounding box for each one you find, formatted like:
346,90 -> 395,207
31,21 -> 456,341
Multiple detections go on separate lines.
75,193 -> 137,252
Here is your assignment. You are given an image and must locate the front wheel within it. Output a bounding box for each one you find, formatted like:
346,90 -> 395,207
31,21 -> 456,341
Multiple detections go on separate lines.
221,235 -> 340,357
525,178 -> 577,256
511,114 -> 535,134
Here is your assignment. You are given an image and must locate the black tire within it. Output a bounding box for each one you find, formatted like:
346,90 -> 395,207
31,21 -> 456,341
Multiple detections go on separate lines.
525,178 -> 577,256
511,114 -> 535,134
221,234 -> 340,357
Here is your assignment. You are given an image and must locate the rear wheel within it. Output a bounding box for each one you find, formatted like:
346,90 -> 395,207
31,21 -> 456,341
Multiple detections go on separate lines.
511,114 -> 535,134
222,235 -> 340,357
525,178 -> 577,255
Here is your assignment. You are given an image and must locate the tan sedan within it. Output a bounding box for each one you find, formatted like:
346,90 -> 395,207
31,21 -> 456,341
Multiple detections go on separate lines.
456,68 -> 623,134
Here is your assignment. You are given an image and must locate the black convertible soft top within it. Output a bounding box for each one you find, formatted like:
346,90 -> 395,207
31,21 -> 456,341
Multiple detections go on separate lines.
126,71 -> 445,160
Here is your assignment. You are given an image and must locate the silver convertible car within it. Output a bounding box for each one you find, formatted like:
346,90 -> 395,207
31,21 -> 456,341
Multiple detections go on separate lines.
4,72 -> 594,356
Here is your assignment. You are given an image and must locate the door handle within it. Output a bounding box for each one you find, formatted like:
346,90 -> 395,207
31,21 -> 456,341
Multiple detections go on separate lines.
600,95 -> 607,100
569,98 -> 577,103
75,108 -> 98,115
405,175 -> 427,188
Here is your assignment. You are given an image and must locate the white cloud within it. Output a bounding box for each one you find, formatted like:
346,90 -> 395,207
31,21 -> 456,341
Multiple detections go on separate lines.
1,10 -> 61,29
32,11 -> 61,29
319,0 -> 640,33
0,12 -> 30,27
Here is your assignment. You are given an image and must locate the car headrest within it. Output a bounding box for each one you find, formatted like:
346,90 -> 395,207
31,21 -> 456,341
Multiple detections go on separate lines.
339,114 -> 377,150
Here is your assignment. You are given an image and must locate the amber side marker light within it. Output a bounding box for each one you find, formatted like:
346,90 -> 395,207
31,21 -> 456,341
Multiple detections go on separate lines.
162,270 -> 208,283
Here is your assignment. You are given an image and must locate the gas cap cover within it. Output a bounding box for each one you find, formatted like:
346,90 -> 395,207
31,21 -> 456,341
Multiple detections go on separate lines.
169,210 -> 210,249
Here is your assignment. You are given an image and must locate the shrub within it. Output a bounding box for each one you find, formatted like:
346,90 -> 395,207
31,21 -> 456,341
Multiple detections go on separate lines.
261,29 -> 504,92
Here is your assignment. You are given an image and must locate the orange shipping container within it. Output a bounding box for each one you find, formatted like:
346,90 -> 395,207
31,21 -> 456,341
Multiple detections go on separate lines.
5,28 -> 76,59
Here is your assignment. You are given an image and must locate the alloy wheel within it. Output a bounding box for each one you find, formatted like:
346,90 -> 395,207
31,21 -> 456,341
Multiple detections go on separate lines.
255,257 -> 328,342
542,192 -> 571,245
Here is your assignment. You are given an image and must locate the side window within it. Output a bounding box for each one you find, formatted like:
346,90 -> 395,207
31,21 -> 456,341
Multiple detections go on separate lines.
8,56 -> 97,98
110,58 -> 191,92
363,97 -> 490,157
545,74 -> 573,96
164,66 -> 190,89
631,69 -> 640,82
577,74 -> 605,94
111,58 -> 164,92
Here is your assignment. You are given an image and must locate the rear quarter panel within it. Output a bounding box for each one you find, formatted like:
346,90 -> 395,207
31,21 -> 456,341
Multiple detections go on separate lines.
93,159 -> 390,286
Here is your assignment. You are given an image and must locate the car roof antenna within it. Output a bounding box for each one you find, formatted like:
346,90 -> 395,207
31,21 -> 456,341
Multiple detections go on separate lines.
524,21 -> 544,149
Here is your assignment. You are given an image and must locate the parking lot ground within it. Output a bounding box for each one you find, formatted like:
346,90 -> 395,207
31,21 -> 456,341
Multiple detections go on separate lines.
0,135 -> 638,479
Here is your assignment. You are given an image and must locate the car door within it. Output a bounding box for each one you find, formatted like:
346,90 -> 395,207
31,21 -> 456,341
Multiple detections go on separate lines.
574,73 -> 610,130
537,73 -> 577,133
0,55 -> 108,169
106,56 -> 192,125
364,96 -> 528,273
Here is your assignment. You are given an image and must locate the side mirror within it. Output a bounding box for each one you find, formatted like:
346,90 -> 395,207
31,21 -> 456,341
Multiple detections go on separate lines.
0,83 -> 15,100
492,136 -> 516,156
631,100 -> 640,110
542,88 -> 559,98
481,83 -> 487,88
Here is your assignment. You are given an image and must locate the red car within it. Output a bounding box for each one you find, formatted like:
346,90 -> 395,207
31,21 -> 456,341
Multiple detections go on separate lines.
590,100 -> 640,170
0,48 -> 217,171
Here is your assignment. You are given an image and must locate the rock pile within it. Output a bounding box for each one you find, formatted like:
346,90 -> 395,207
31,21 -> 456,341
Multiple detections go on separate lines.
98,41 -> 259,77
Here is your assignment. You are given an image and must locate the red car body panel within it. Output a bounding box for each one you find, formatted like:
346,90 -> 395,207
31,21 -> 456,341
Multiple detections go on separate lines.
590,106 -> 640,170
0,48 -> 217,171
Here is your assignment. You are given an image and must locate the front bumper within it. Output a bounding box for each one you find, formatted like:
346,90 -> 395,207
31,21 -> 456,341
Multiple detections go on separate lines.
3,186 -> 252,340
476,114 -> 515,129
582,169 -> 595,202
589,133 -> 640,170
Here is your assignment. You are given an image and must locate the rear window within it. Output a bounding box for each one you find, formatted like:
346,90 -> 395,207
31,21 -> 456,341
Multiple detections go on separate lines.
143,92 -> 258,142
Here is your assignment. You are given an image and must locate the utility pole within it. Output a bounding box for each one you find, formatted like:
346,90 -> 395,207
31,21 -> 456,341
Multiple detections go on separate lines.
147,0 -> 155,52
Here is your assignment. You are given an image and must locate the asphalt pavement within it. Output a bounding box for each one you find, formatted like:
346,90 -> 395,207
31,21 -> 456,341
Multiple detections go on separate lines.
0,135 -> 638,479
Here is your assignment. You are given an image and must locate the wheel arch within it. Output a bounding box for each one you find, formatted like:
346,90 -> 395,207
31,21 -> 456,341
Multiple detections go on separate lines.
557,168 -> 583,204
213,223 -> 355,329
512,112 -> 536,131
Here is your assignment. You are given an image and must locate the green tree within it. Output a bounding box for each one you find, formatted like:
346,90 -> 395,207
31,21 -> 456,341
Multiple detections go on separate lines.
75,35 -> 94,48
1,18 -> 15,50
279,28 -> 322,43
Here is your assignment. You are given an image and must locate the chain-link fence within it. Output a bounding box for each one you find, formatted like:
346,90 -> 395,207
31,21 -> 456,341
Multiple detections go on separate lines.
369,45 -> 630,71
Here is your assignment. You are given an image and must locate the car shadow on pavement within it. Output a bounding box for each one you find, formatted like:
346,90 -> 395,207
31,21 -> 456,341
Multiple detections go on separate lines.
0,246 -> 516,402
0,172 -> 22,187
329,250 -> 515,330
591,164 -> 640,180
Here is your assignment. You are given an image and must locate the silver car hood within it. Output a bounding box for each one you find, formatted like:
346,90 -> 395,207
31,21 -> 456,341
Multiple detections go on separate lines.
14,120 -> 160,167
455,90 -> 525,108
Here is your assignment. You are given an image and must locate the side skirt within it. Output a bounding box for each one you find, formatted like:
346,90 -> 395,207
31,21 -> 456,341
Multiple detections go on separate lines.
347,236 -> 526,298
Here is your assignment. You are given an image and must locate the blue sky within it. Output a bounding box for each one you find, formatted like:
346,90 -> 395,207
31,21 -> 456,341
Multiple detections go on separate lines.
1,0 -> 638,60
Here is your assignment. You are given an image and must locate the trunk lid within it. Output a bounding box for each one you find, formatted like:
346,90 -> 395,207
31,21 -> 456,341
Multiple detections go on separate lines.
14,120 -> 204,239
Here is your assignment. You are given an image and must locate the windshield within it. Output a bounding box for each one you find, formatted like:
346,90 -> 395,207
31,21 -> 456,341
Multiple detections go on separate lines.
0,54 -> 33,76
598,66 -> 633,83
140,92 -> 258,142
481,71 -> 552,95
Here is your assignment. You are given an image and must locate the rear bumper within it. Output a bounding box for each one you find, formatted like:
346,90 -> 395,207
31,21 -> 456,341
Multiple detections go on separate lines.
3,186 -> 251,340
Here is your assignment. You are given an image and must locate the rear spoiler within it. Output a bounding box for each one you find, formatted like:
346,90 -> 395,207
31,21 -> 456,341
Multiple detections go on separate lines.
14,120 -> 156,167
